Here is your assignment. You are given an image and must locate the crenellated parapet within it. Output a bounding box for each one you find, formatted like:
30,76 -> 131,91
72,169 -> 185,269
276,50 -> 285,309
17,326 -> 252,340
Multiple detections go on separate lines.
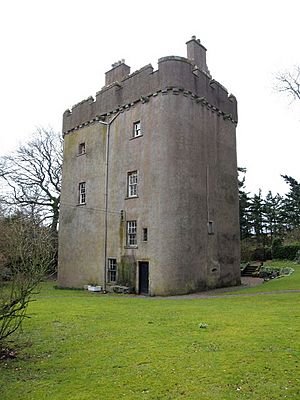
63,37 -> 238,135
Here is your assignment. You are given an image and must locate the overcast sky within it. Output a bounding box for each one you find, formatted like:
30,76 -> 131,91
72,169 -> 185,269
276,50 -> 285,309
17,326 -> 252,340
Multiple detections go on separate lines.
1,0 -> 299,196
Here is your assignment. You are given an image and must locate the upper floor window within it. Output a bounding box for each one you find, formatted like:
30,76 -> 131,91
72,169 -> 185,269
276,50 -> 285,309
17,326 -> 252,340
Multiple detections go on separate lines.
107,258 -> 117,283
78,182 -> 86,204
127,221 -> 137,246
142,228 -> 148,242
133,121 -> 141,138
78,142 -> 86,155
127,171 -> 138,198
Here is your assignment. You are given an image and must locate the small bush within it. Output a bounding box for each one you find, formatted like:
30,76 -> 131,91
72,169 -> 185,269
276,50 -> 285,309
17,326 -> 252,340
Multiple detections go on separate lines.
259,265 -> 294,280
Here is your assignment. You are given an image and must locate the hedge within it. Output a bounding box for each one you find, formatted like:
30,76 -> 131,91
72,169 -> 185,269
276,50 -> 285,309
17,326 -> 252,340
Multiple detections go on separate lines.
272,243 -> 300,260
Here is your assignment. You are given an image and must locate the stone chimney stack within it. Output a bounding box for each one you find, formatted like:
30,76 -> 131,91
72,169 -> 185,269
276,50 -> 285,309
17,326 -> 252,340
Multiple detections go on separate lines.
186,36 -> 210,76
105,60 -> 130,86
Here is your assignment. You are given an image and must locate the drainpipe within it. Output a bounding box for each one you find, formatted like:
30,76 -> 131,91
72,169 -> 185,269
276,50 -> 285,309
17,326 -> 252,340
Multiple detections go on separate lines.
206,164 -> 210,223
98,112 -> 120,292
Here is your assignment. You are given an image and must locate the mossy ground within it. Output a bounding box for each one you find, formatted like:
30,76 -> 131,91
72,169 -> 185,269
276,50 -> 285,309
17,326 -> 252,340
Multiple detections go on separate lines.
0,261 -> 299,399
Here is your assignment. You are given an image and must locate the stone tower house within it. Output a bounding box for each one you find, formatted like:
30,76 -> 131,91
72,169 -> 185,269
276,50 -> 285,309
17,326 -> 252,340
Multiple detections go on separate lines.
58,37 -> 240,295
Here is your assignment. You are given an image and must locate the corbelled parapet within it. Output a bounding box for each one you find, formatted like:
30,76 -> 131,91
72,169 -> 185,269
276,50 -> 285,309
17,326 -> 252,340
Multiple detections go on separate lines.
63,38 -> 237,134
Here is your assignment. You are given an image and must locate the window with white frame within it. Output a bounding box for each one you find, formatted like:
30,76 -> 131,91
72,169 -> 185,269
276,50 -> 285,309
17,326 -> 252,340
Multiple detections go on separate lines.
107,258 -> 117,283
127,220 -> 137,246
78,182 -> 86,204
78,142 -> 86,155
133,121 -> 141,138
127,171 -> 138,197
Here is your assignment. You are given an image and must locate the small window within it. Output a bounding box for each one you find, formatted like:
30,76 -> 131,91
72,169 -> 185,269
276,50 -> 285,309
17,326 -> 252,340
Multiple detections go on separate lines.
127,220 -> 137,246
78,142 -> 86,155
120,209 -> 125,222
107,258 -> 117,283
207,221 -> 214,235
127,171 -> 138,197
133,121 -> 141,138
78,182 -> 86,204
142,228 -> 148,242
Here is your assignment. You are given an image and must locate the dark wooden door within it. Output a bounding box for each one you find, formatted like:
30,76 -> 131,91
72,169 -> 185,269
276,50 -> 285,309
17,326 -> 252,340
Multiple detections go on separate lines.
139,262 -> 149,294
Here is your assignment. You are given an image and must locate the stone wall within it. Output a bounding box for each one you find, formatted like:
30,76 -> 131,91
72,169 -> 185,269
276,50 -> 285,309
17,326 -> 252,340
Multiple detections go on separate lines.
58,37 -> 240,294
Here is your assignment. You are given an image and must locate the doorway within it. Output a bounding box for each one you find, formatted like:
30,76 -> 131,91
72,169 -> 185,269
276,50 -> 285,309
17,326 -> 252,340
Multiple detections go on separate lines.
138,261 -> 149,294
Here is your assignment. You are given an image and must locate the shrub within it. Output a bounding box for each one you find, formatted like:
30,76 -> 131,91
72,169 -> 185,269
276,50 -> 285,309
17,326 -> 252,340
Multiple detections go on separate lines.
272,238 -> 283,249
251,247 -> 271,262
240,239 -> 256,262
259,265 -> 294,280
295,250 -> 300,264
272,243 -> 300,260
0,216 -> 55,343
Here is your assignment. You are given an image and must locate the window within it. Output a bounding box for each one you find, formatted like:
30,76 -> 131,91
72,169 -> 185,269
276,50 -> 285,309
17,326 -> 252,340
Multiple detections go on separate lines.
207,221 -> 214,235
78,182 -> 86,204
78,142 -> 85,155
120,209 -> 125,222
127,171 -> 138,197
107,258 -> 117,283
133,121 -> 141,138
127,221 -> 137,246
142,228 -> 148,242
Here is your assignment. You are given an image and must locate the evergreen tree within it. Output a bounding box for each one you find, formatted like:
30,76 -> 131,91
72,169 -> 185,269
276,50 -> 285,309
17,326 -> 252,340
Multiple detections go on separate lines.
249,189 -> 265,246
263,191 -> 284,242
238,168 -> 252,239
281,175 -> 300,231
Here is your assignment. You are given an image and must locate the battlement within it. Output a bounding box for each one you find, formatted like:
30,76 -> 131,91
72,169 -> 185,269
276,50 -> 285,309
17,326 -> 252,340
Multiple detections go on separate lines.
63,37 -> 237,134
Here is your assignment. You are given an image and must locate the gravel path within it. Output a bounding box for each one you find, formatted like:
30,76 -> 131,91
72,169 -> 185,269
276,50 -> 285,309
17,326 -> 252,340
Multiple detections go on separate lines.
47,277 -> 300,300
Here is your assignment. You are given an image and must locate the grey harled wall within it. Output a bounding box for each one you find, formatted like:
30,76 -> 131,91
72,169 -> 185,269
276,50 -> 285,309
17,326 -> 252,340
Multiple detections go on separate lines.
58,38 -> 240,294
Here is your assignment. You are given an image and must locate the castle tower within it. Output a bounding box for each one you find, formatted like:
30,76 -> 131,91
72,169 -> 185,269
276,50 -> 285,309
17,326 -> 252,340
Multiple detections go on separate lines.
58,37 -> 240,295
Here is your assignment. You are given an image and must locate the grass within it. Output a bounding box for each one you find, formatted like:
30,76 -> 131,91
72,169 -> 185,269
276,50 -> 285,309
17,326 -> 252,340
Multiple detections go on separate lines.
229,260 -> 300,294
0,262 -> 299,399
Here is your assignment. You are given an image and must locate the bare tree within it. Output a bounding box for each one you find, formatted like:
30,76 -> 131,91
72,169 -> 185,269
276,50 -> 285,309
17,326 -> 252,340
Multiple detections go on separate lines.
0,127 -> 62,236
0,214 -> 55,344
275,66 -> 300,102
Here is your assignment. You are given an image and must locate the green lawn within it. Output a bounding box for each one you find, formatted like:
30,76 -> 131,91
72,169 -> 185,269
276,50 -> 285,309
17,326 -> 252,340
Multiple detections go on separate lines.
229,260 -> 300,294
0,263 -> 300,400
